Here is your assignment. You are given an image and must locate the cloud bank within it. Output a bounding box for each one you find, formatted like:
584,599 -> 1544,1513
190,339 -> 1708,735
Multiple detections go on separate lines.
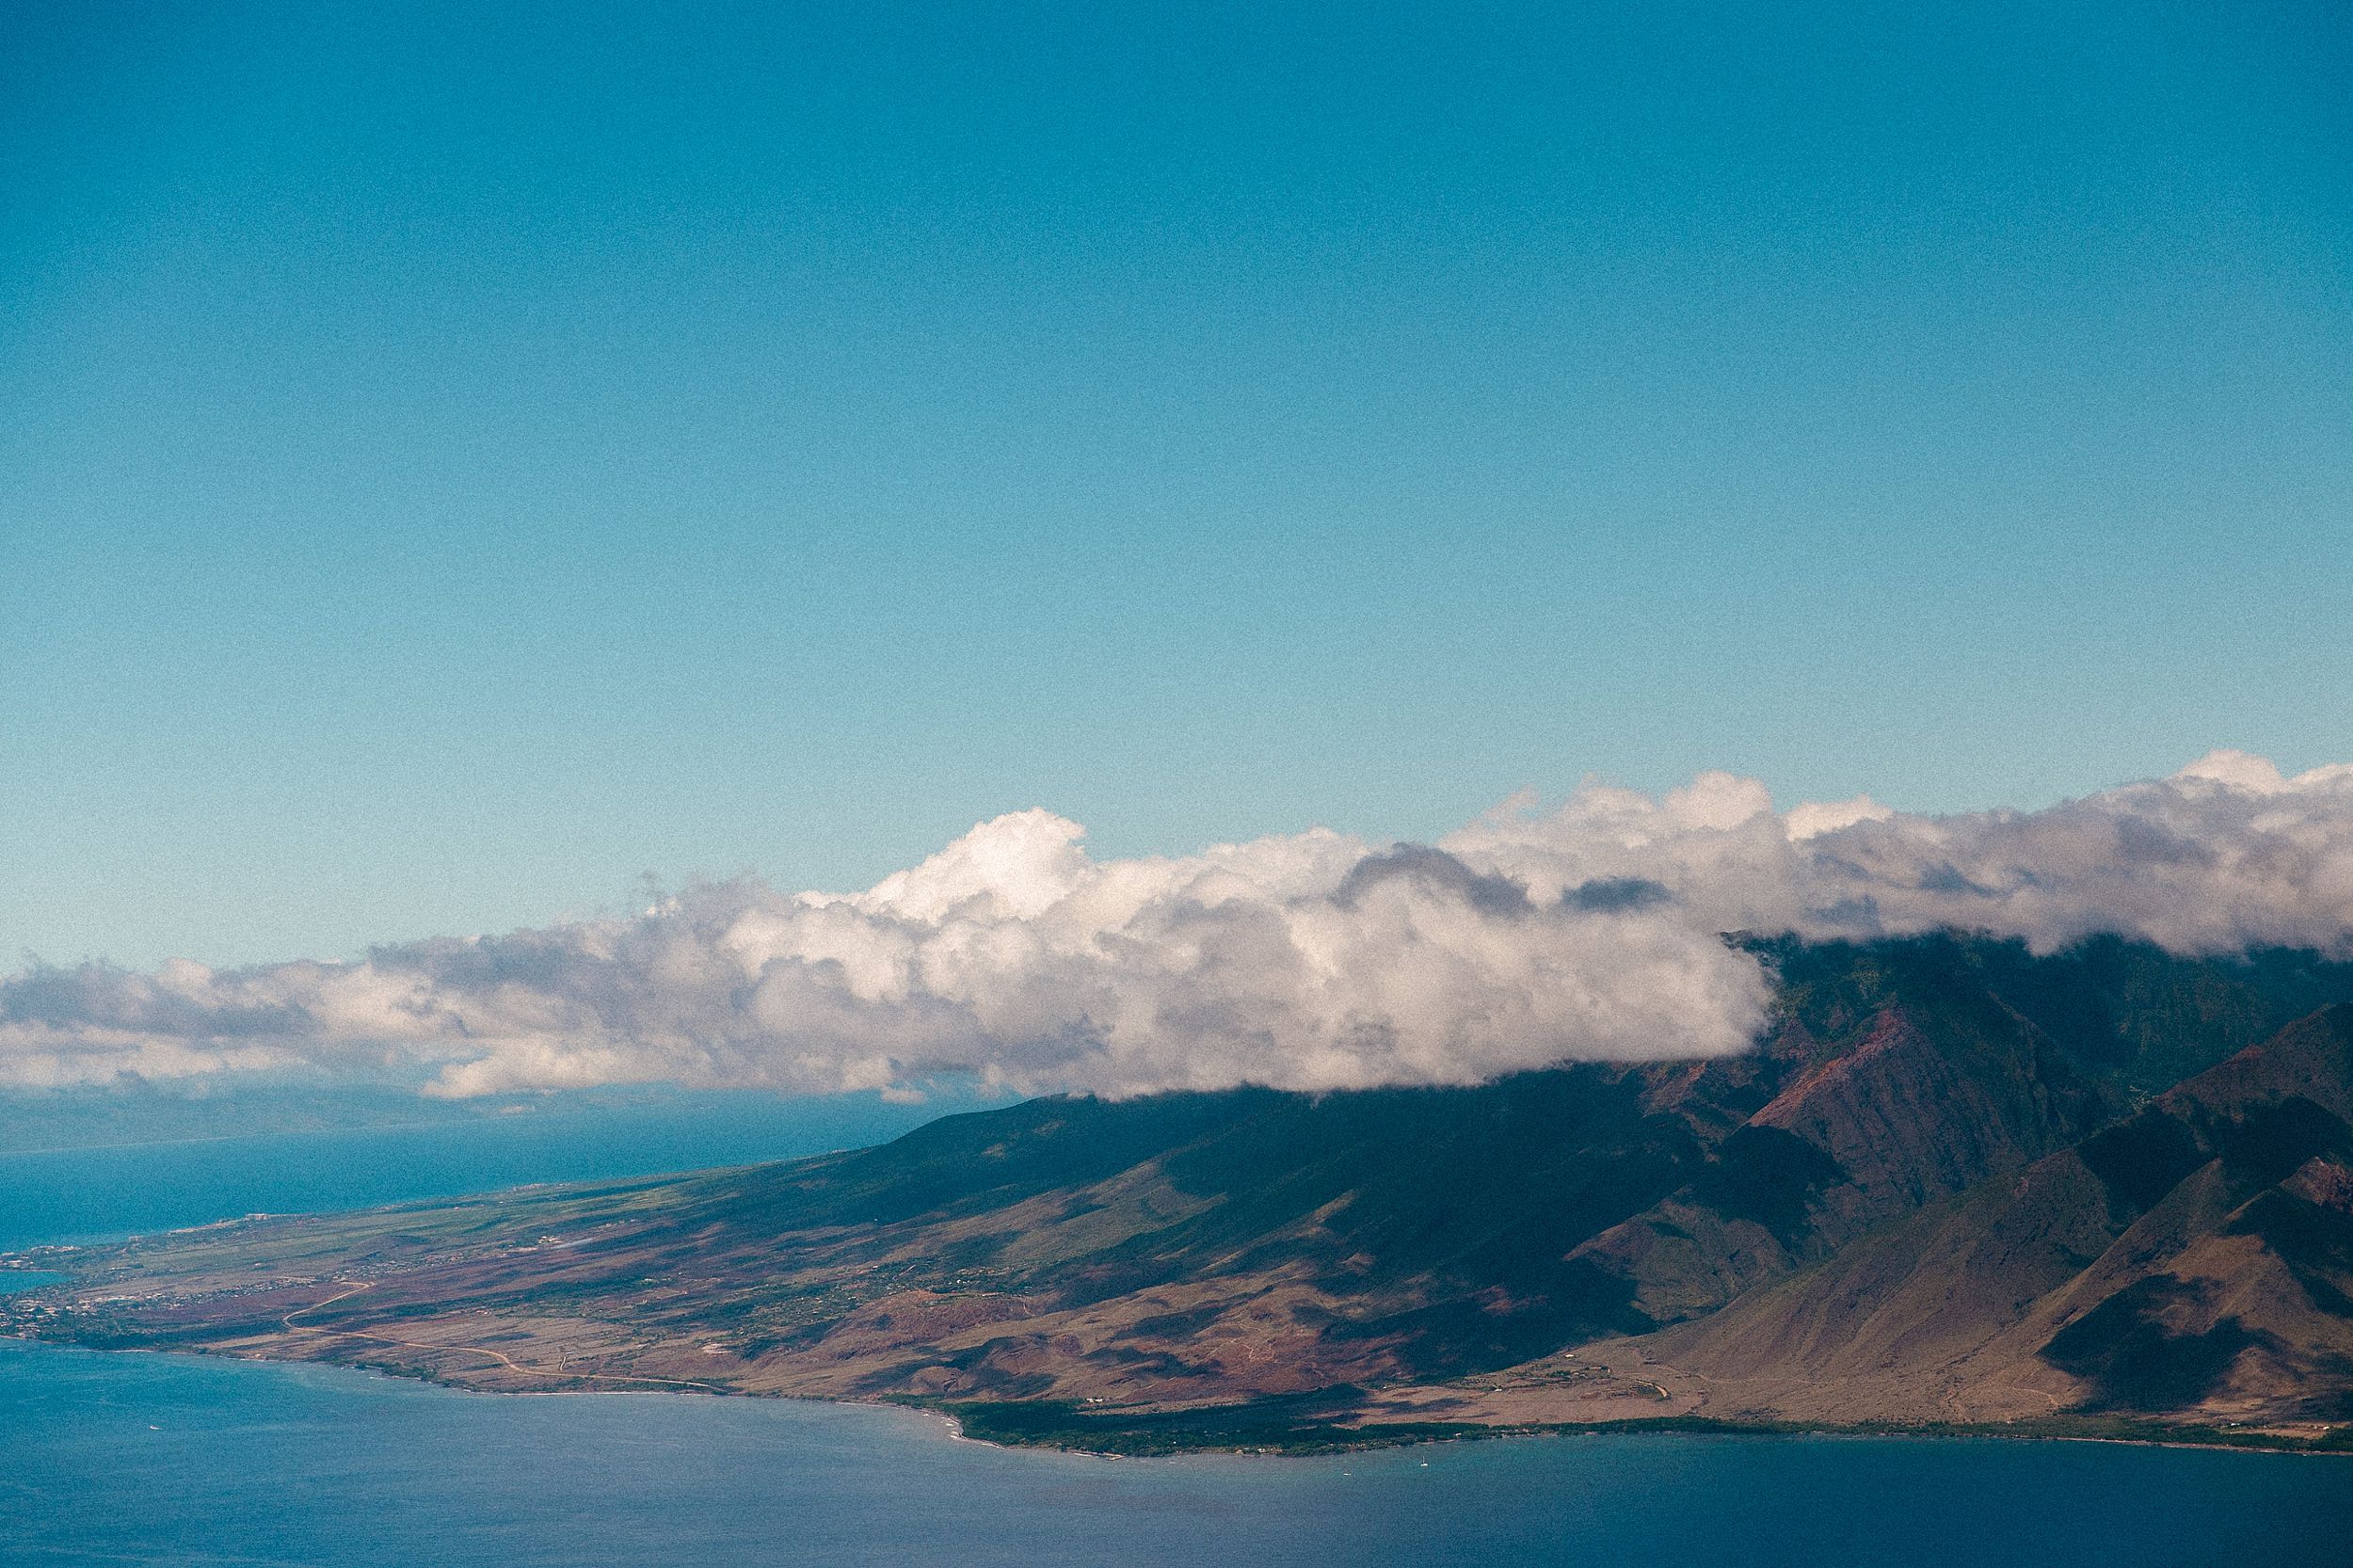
7,752 -> 2350,1099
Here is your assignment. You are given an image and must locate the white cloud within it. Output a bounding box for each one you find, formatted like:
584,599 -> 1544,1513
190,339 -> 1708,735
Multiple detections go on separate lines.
1783,794 -> 1895,841
6,754 -> 2351,1099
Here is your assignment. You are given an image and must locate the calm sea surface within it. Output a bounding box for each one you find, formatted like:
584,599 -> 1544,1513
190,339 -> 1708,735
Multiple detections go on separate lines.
5,1340 -> 2350,1568
5,1106 -> 2351,1566
0,1088 -> 949,1250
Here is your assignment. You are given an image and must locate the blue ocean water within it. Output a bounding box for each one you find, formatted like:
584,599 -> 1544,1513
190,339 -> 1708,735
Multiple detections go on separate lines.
3,1339 -> 2349,1568
0,1088 -> 952,1250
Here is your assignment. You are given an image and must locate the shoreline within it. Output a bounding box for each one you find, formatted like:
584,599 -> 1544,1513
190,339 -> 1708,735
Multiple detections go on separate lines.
6,1330 -> 2345,1462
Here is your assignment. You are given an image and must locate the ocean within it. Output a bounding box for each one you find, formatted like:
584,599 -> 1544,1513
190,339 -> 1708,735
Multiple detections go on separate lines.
0,1084 -> 961,1251
6,1339 -> 2350,1567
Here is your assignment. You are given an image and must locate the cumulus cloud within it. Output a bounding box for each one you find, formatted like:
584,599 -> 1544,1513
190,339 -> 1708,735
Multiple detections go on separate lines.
6,752 -> 2351,1098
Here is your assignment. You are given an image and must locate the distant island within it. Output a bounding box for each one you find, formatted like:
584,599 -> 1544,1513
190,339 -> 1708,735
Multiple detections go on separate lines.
11,935 -> 2353,1456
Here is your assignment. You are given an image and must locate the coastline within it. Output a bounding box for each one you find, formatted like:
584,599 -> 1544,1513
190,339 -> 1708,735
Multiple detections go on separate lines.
7,1327 -> 2346,1462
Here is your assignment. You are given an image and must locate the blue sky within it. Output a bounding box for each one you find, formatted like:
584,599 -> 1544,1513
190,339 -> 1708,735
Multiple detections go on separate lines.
5,0 -> 2349,968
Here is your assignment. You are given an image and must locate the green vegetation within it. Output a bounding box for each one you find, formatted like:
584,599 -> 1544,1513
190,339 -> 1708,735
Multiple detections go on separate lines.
926,1400 -> 2353,1458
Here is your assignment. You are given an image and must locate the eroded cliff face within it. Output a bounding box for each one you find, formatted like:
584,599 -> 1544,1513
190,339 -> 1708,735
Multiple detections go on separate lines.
11,936 -> 2353,1447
